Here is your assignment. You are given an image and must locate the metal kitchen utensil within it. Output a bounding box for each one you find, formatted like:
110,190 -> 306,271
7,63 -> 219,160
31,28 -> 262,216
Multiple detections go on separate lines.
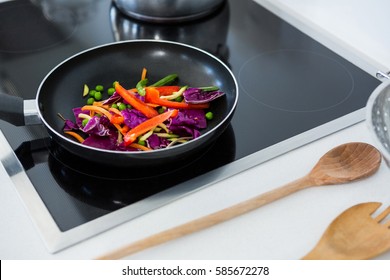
112,0 -> 225,23
366,73 -> 390,168
302,202 -> 390,260
96,142 -> 381,259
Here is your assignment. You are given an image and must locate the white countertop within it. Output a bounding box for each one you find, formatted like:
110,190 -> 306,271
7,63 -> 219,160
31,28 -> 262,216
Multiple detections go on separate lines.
1,0 -> 390,260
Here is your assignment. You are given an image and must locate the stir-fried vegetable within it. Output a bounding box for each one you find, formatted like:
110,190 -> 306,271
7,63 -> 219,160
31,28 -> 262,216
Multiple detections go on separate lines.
61,69 -> 225,152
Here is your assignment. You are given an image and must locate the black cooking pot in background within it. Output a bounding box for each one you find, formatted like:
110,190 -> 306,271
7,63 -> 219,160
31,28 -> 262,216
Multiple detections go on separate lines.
0,40 -> 238,168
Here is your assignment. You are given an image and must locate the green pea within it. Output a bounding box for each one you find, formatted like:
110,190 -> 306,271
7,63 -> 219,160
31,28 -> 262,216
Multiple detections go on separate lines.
89,90 -> 96,98
87,97 -> 95,105
95,85 -> 104,92
107,87 -> 115,96
82,118 -> 89,127
94,91 -> 102,101
157,107 -> 166,114
205,111 -> 214,120
111,103 -> 118,109
118,103 -> 127,111
127,104 -> 132,109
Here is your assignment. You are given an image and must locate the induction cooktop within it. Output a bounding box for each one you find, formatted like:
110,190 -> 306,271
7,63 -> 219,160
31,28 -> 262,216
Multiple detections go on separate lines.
0,0 -> 381,252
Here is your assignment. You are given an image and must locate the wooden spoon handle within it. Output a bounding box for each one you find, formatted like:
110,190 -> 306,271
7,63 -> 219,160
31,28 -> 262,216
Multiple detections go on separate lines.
96,175 -> 313,259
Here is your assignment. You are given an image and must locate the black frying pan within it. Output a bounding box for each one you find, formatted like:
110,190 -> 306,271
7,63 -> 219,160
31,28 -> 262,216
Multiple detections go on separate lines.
0,40 -> 238,167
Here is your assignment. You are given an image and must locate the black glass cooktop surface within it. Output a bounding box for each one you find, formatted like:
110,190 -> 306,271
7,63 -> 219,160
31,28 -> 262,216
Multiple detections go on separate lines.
0,0 -> 381,245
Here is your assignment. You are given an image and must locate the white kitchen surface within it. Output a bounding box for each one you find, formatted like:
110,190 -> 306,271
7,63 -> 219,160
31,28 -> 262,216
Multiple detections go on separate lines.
1,0 -> 390,260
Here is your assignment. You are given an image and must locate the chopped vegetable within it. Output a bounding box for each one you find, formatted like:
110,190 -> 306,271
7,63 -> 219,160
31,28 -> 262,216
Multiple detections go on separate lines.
123,109 -> 178,146
205,111 -> 214,120
141,67 -> 147,80
155,86 -> 181,96
82,84 -> 89,97
114,82 -> 159,118
145,87 -> 210,110
65,131 -> 85,143
61,70 -> 225,152
95,85 -> 104,92
94,91 -> 102,101
87,97 -> 95,105
150,74 -> 178,87
183,87 -> 225,104
160,86 -> 187,100
130,142 -> 151,151
107,87 -> 115,95
136,78 -> 148,96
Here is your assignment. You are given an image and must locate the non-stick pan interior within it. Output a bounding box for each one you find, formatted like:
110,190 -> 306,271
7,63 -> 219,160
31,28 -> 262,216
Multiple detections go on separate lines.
38,40 -> 237,139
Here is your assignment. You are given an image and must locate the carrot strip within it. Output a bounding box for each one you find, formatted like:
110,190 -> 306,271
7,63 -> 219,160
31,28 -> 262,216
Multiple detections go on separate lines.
92,101 -> 110,110
65,131 -> 85,143
109,107 -> 122,116
113,124 -> 130,135
82,105 -> 112,119
141,68 -> 147,80
113,123 -> 124,135
82,105 -> 124,124
145,87 -> 210,110
130,143 -> 151,151
115,82 -> 158,118
121,125 -> 130,134
110,115 -> 124,124
124,109 -> 178,145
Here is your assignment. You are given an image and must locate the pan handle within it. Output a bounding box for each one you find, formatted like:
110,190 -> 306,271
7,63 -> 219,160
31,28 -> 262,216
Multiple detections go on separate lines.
0,93 -> 41,126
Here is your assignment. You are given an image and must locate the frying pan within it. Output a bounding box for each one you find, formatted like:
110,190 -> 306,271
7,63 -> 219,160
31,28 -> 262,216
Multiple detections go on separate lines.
0,40 -> 238,168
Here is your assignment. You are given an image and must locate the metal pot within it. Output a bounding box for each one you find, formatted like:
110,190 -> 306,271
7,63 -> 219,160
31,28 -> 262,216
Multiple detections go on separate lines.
110,0 -> 230,63
112,0 -> 225,23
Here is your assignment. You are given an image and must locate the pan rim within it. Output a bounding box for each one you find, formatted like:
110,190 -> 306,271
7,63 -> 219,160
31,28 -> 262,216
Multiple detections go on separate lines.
36,39 -> 239,155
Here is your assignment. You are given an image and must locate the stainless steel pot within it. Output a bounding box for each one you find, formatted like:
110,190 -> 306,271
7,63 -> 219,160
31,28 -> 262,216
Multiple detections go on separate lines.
110,0 -> 230,63
112,0 -> 225,22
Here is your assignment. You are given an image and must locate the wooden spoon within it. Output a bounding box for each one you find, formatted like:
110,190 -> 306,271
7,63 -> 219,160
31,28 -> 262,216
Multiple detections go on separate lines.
302,202 -> 390,259
96,142 -> 381,259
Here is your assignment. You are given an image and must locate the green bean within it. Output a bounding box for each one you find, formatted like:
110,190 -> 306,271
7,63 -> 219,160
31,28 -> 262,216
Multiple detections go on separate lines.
199,86 -> 219,92
136,78 -> 148,96
150,74 -> 178,87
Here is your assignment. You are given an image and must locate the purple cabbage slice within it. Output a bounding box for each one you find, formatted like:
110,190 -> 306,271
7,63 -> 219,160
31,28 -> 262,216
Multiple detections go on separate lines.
183,87 -> 225,104
102,91 -> 122,105
83,134 -> 117,150
81,115 -> 111,137
121,108 -> 148,129
147,134 -> 170,149
168,109 -> 206,138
